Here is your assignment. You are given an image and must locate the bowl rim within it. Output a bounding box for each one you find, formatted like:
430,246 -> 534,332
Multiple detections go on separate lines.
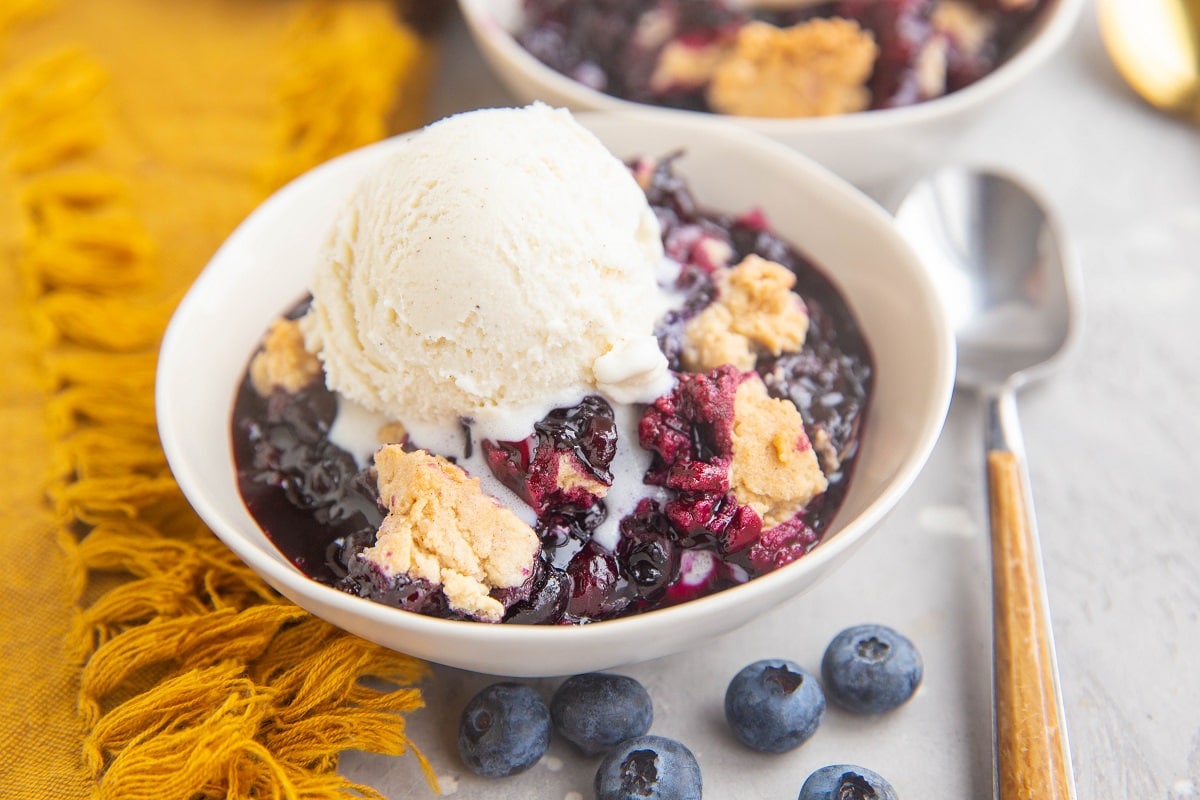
457,0 -> 1086,133
156,110 -> 955,657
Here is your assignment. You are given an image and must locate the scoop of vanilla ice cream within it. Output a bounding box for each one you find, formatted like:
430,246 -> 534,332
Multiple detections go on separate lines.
302,104 -> 673,442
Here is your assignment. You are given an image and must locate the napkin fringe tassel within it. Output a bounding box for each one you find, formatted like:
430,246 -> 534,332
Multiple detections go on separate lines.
1,5 -> 441,796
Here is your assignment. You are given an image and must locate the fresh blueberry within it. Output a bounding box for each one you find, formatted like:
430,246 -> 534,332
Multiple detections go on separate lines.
821,624 -> 923,714
797,764 -> 898,800
594,735 -> 702,800
551,672 -> 653,755
457,682 -> 550,777
724,658 -> 825,753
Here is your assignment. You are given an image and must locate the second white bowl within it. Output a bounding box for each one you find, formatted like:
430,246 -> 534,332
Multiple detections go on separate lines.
458,0 -> 1084,190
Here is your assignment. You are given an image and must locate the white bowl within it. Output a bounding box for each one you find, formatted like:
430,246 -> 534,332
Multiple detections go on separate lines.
157,112 -> 954,677
458,0 -> 1084,189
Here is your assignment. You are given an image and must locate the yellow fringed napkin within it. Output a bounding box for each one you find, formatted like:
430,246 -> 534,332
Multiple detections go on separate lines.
0,2 -> 443,797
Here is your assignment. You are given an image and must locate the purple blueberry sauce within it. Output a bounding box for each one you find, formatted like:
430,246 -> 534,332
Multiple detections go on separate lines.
231,154 -> 873,624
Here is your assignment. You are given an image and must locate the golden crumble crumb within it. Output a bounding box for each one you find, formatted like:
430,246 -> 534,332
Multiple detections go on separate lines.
685,303 -> 757,372
810,424 -> 841,475
249,317 -> 322,396
697,237 -> 735,271
650,37 -> 730,94
633,158 -> 658,192
933,0 -> 995,56
555,451 -> 609,497
913,33 -> 949,99
707,19 -> 877,118
683,254 -> 809,372
634,7 -> 675,51
730,377 -> 827,527
720,254 -> 810,351
376,420 -> 408,445
364,446 -> 539,622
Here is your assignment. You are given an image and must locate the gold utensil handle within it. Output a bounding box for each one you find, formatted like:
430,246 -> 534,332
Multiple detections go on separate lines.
988,449 -> 1074,800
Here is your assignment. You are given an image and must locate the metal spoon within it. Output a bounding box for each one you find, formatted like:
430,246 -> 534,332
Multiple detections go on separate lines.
1098,0 -> 1200,120
895,167 -> 1082,800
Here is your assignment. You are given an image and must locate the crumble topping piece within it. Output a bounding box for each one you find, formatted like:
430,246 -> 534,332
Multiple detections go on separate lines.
640,366 -> 827,557
810,425 -> 841,475
696,236 -> 735,271
249,317 -> 322,396
730,376 -> 828,527
933,0 -> 996,57
634,7 -> 676,52
362,446 -> 539,623
555,451 -> 610,496
707,19 -> 878,118
684,303 -> 756,372
650,36 -> 730,94
376,420 -> 409,446
632,157 -> 658,192
912,32 -> 949,100
683,254 -> 810,372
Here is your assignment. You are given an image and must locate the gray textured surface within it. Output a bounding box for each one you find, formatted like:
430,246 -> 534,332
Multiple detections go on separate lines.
342,2 -> 1200,796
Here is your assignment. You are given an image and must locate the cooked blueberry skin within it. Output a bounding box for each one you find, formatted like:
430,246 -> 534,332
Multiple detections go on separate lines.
797,764 -> 898,800
724,658 -> 825,753
551,672 -> 654,755
456,682 -> 551,777
821,623 -> 923,714
595,735 -> 702,800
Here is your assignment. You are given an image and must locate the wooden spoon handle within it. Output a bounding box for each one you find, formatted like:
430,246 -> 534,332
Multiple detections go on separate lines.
987,448 -> 1074,800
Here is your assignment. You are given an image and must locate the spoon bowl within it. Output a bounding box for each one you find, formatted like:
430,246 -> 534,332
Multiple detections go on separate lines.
896,166 -> 1082,799
896,168 -> 1079,392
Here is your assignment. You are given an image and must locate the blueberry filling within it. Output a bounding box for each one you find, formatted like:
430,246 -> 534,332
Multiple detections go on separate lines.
515,0 -> 1048,114
230,154 -> 873,624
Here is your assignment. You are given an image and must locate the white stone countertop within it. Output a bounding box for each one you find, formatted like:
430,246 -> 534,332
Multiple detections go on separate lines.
342,2 -> 1200,797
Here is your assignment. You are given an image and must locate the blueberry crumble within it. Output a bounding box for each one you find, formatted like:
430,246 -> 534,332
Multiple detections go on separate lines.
231,153 -> 872,624
515,0 -> 1050,115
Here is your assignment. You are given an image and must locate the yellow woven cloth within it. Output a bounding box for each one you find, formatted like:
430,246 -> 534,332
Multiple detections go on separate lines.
0,1 -> 442,797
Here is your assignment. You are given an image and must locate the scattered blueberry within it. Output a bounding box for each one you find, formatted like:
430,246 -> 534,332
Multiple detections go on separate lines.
551,672 -> 653,755
724,658 -> 825,753
456,682 -> 551,777
821,624 -> 923,714
595,735 -> 702,800
797,764 -> 898,800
